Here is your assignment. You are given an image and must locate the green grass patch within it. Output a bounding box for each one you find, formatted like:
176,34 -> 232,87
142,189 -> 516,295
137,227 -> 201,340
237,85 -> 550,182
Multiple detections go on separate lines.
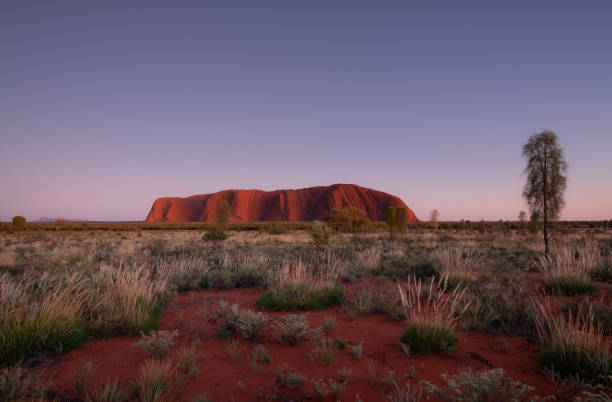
256,285 -> 344,311
545,276 -> 598,296
537,345 -> 612,381
0,316 -> 88,366
399,322 -> 457,354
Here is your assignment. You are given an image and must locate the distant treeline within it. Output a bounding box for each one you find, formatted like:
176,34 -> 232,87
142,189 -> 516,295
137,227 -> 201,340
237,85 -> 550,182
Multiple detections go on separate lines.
0,219 -> 610,233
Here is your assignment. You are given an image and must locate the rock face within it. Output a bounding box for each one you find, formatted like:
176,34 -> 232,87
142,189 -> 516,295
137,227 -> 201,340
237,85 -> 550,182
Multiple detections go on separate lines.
145,184 -> 418,222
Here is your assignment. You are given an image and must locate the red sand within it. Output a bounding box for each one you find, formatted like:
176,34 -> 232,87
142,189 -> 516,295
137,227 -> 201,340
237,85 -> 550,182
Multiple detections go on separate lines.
145,183 -> 418,222
48,288 -> 556,401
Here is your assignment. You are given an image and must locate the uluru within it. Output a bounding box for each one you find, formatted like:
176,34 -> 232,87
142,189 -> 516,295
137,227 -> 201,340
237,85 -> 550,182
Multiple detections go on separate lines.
145,184 -> 418,222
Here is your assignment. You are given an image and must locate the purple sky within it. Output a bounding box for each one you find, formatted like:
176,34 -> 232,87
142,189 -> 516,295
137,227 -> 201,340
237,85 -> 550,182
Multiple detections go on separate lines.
1,1 -> 611,222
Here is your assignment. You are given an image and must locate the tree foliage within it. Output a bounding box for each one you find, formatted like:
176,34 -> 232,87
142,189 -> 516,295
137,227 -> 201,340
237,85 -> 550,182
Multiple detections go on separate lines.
216,200 -> 231,232
522,130 -> 567,256
325,208 -> 370,232
12,216 -> 26,232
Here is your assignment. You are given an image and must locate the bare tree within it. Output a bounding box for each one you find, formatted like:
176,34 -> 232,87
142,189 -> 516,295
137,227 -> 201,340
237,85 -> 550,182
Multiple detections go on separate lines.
522,130 -> 567,258
429,209 -> 439,230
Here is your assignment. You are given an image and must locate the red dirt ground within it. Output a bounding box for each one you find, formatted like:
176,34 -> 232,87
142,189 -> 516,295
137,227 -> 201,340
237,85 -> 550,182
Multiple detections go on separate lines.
47,287 -> 558,401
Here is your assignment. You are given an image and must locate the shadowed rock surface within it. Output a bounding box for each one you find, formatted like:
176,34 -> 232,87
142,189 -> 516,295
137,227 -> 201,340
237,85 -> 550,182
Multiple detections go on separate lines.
145,184 -> 418,222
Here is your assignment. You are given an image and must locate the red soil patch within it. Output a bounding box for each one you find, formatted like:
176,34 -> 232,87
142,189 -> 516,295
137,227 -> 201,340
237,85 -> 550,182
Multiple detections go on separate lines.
48,288 -> 556,401
145,183 -> 418,222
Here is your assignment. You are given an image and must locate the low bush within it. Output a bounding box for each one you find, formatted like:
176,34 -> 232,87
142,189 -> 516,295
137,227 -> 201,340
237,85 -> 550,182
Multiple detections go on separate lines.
322,316 -> 336,334
250,345 -> 272,364
424,368 -> 534,401
275,365 -> 306,390
272,314 -> 319,345
133,329 -> 178,359
236,310 -> 269,341
203,229 -> 227,242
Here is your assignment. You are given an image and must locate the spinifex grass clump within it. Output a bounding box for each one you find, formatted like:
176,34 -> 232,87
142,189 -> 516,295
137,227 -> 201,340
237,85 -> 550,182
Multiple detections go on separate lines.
256,261 -> 344,311
0,273 -> 88,365
541,240 -> 600,296
397,276 -> 468,355
430,245 -> 482,290
534,297 -> 611,381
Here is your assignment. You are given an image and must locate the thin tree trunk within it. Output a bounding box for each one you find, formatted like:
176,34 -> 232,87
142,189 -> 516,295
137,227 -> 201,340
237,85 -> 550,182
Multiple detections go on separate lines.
543,149 -> 549,259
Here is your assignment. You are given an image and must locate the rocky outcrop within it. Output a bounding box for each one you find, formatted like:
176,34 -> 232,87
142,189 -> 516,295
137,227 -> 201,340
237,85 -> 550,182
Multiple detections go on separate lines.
145,184 -> 418,222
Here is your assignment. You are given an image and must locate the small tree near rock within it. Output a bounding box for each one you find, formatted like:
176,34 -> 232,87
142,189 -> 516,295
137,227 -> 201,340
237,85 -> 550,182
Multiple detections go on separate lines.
12,216 -> 26,232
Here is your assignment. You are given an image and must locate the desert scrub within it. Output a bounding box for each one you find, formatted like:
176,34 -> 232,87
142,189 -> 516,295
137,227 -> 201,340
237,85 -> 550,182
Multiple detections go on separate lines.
383,383 -> 424,402
236,310 -> 269,341
0,366 -> 48,400
397,277 -> 467,355
89,378 -> 129,402
345,279 -> 405,320
250,345 -> 272,364
424,368 -> 534,401
310,221 -> 331,249
216,301 -> 242,338
534,297 -> 611,381
133,329 -> 178,358
272,314 -> 319,345
0,273 -> 89,365
430,244 -> 482,289
136,358 -> 175,402
541,241 -> 600,296
256,283 -> 344,311
275,364 -> 306,390
87,263 -> 171,336
203,229 -> 227,242
322,316 -> 336,334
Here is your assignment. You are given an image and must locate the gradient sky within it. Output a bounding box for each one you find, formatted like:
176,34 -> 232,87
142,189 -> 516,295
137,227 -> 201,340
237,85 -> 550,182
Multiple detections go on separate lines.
1,1 -> 611,222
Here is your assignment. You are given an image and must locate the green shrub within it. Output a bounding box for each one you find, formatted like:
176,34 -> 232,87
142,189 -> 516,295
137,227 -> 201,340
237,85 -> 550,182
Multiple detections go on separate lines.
203,229 -> 227,242
0,316 -> 88,365
545,276 -> 598,296
256,285 -> 344,311
399,322 -> 457,354
11,216 -> 25,232
424,368 -> 533,401
310,221 -> 331,249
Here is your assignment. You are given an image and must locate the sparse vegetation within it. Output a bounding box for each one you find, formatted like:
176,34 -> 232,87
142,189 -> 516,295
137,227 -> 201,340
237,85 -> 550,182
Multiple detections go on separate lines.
534,297 -> 611,381
272,314 -> 319,345
424,368 -> 534,401
397,277 -> 467,354
133,329 -> 179,358
0,225 -> 610,400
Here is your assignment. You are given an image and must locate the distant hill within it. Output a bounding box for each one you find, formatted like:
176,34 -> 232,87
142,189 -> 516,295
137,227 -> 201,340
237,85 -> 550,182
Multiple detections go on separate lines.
34,217 -> 87,223
146,184 -> 418,222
